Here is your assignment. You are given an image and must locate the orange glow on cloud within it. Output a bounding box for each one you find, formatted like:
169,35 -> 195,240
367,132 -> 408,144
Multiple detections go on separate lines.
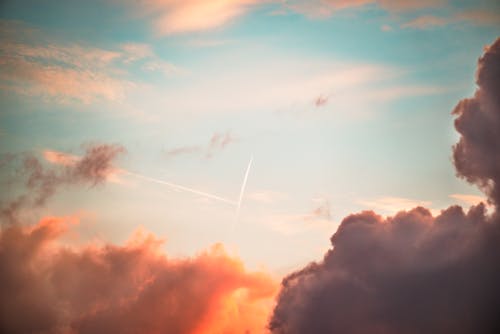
0,217 -> 278,333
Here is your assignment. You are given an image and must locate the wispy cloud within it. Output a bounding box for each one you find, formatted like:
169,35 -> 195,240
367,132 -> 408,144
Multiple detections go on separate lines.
402,10 -> 500,30
165,131 -> 237,159
283,0 -> 445,18
358,196 -> 432,214
247,190 -> 289,204
0,21 -> 179,104
449,193 -> 487,206
264,198 -> 332,235
401,15 -> 449,29
136,0 -> 261,35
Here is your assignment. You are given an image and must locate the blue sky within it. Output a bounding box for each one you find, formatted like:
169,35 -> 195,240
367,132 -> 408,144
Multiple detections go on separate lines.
1,0 -> 499,271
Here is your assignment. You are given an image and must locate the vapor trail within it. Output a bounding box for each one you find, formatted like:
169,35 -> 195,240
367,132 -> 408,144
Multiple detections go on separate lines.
234,156 -> 253,227
125,171 -> 237,206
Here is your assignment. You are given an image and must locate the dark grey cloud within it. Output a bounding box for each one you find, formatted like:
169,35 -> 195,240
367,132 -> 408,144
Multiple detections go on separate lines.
270,37 -> 500,334
453,37 -> 500,210
0,143 -> 125,224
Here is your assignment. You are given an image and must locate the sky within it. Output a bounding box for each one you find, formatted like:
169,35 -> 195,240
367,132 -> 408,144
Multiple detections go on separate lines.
1,1 -> 500,333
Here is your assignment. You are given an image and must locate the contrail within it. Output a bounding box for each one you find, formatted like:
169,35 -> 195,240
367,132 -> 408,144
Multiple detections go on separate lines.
124,171 -> 237,206
234,156 -> 253,227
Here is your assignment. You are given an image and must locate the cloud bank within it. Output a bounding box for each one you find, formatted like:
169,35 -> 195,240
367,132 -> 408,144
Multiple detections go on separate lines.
0,217 -> 276,333
270,37 -> 500,333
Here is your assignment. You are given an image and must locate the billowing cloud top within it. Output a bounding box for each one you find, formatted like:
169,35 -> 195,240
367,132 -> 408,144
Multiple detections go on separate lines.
0,217 -> 276,333
453,38 -> 500,210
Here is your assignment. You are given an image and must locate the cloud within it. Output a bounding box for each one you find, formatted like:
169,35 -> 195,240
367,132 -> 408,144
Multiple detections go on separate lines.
449,193 -> 487,206
270,205 -> 500,333
270,38 -> 500,333
284,0 -> 445,18
0,140 -> 277,333
165,131 -> 237,159
401,10 -> 500,30
358,196 -> 432,214
0,144 -> 125,223
0,21 -> 178,104
136,0 -> 261,35
265,198 -> 332,235
453,37 -> 500,209
401,15 -> 449,29
314,94 -> 329,107
247,190 -> 289,204
455,9 -> 500,26
0,217 -> 277,333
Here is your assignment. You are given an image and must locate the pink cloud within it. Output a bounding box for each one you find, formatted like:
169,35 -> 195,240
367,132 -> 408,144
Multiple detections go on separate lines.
139,0 -> 261,35
401,15 -> 449,29
0,21 -> 178,104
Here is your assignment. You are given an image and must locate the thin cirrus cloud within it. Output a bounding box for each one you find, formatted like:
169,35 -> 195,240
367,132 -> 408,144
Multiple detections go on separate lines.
0,21 -> 179,104
165,131 -> 237,159
270,37 -> 500,333
264,198 -> 332,235
401,10 -> 500,29
150,59 -> 446,117
284,0 -> 445,18
358,196 -> 433,215
449,193 -> 487,206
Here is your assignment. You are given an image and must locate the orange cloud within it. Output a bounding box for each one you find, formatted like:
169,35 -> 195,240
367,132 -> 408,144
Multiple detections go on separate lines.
449,193 -> 487,206
0,218 -> 277,333
138,0 -> 261,35
43,150 -> 79,166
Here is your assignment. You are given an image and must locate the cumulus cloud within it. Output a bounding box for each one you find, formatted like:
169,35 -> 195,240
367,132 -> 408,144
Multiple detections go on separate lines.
453,37 -> 500,210
270,37 -> 500,333
270,205 -> 500,333
0,217 -> 277,334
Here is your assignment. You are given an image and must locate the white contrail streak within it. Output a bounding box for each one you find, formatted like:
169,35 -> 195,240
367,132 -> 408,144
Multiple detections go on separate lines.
234,156 -> 253,226
124,171 -> 237,206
